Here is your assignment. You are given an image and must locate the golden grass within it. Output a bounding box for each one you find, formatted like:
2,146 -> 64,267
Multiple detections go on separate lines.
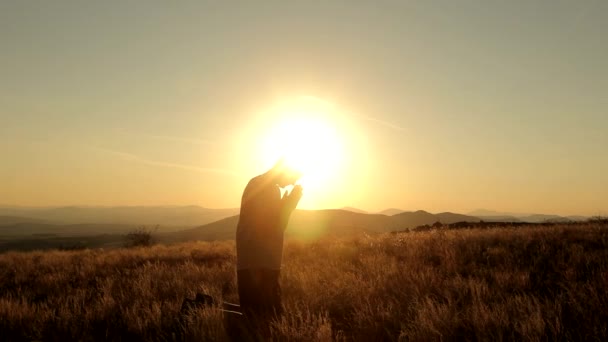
1,222 -> 607,341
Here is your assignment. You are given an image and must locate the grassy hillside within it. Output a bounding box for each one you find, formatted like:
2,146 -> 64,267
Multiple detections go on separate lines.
1,222 -> 607,341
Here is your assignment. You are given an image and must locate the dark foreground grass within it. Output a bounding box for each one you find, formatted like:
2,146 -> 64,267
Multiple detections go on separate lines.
1,222 -> 607,341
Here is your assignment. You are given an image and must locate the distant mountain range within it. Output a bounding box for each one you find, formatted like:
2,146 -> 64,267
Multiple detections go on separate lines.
0,206 -> 240,228
377,208 -> 405,216
466,209 -> 588,223
1,206 -> 588,228
340,207 -> 368,214
340,207 -> 588,223
0,222 -> 140,237
0,215 -> 53,226
163,209 -> 480,243
0,206 -> 591,249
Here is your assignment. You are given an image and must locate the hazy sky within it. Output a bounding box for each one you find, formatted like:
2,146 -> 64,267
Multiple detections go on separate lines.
1,1 -> 607,215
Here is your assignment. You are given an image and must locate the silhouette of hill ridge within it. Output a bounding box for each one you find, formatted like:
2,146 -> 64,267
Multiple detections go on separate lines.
0,222 -> 140,237
468,209 -> 588,222
0,215 -> 52,226
340,207 -> 368,214
378,208 -> 405,216
165,209 -> 481,242
0,206 -> 239,227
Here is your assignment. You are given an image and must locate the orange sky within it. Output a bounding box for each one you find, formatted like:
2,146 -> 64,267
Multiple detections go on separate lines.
1,1 -> 607,216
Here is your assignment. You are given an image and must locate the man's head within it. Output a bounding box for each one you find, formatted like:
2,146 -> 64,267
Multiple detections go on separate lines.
268,158 -> 302,187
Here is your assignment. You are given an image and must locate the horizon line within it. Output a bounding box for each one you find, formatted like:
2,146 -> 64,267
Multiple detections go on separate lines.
0,204 -> 603,217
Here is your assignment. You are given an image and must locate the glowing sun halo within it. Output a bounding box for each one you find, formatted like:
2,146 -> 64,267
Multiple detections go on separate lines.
258,99 -> 346,191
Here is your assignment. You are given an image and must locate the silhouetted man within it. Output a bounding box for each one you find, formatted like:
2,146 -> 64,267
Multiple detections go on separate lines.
236,160 -> 303,319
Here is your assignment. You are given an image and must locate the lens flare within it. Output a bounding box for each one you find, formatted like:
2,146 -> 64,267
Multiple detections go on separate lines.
259,98 -> 345,190
239,96 -> 368,210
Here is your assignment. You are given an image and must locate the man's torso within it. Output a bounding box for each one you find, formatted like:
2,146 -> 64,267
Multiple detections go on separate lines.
236,174 -> 285,270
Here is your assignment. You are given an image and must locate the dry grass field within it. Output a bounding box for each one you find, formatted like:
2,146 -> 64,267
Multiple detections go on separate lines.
1,221 -> 607,341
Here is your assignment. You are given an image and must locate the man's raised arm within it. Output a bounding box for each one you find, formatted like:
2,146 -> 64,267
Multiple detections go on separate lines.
279,185 -> 303,231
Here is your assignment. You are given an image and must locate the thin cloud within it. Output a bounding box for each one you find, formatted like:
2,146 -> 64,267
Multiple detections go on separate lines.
358,115 -> 405,132
113,128 -> 217,146
90,146 -> 238,177
146,134 -> 217,146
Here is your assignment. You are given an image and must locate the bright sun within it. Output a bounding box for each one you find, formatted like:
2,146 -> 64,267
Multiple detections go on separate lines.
238,96 -> 368,209
258,97 -> 346,192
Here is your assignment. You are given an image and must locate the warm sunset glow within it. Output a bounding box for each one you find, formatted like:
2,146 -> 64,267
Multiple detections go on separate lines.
259,98 -> 345,189
5,2 -> 604,216
237,96 -> 367,209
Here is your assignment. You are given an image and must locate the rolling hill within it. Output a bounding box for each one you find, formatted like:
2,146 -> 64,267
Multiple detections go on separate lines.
164,209 -> 481,242
0,223 -> 138,237
468,209 -> 588,223
378,208 -> 405,216
0,215 -> 52,226
0,206 -> 239,227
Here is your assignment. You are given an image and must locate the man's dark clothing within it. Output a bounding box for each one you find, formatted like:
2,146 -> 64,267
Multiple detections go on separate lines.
236,174 -> 287,270
235,171 -> 300,318
237,269 -> 282,316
